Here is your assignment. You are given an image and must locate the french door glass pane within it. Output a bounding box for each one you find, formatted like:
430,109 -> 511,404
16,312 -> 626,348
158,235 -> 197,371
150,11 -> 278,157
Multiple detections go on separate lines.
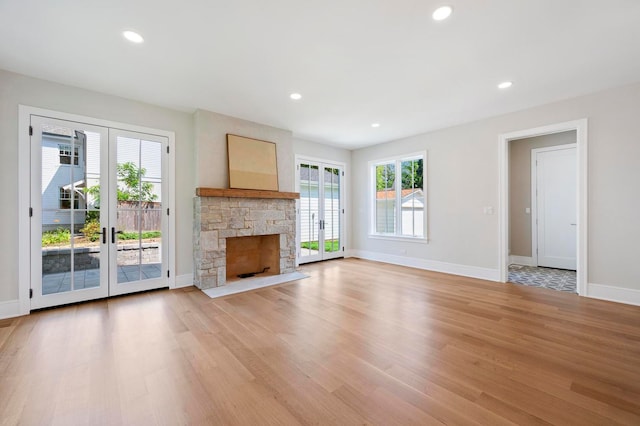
40,126 -> 102,295
300,164 -> 320,257
116,136 -> 163,283
324,167 -> 340,253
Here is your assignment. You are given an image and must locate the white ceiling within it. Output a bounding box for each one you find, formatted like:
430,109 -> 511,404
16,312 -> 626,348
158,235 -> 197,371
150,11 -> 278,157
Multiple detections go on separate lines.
1,0 -> 640,149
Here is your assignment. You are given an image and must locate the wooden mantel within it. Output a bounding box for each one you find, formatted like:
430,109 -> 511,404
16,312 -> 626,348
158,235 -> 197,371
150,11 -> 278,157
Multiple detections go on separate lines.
195,188 -> 300,199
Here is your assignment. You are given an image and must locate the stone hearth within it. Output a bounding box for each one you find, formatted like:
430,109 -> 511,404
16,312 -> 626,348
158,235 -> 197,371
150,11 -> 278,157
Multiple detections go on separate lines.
193,190 -> 297,289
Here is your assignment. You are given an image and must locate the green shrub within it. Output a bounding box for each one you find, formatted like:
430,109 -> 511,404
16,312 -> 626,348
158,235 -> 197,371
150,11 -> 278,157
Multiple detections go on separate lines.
42,227 -> 71,246
80,220 -> 102,242
118,231 -> 161,240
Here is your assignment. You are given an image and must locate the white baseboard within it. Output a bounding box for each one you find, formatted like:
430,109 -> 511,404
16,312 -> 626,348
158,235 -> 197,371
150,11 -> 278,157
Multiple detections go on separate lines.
0,299 -> 22,320
509,255 -> 535,266
586,283 -> 640,306
174,273 -> 194,289
350,250 -> 500,282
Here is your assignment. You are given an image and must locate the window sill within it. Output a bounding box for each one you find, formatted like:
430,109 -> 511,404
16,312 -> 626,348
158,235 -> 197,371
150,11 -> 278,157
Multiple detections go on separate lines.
368,234 -> 429,244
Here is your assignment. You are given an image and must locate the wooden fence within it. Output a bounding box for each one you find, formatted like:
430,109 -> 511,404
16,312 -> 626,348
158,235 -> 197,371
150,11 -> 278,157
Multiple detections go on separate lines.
117,201 -> 162,232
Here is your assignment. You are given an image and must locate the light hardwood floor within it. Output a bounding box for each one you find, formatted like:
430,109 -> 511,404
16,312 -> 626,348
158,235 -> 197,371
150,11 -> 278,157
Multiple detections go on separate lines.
1,258 -> 639,425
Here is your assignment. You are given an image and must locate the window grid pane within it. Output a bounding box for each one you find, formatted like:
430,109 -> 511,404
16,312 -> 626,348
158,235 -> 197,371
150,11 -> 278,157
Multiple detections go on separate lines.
373,156 -> 424,237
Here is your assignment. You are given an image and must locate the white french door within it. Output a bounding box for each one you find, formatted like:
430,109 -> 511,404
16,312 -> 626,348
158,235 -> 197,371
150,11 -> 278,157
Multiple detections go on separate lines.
296,158 -> 345,264
30,115 -> 169,309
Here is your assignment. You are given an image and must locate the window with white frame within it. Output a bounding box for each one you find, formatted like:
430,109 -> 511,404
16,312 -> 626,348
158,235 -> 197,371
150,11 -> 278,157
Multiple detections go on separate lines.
371,153 -> 425,238
58,144 -> 79,165
59,187 -> 80,209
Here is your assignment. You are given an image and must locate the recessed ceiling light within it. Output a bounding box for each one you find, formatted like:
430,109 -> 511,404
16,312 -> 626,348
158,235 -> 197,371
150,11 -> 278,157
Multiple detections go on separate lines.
371,123 -> 380,128
498,81 -> 513,89
290,93 -> 302,100
432,6 -> 453,21
123,30 -> 144,44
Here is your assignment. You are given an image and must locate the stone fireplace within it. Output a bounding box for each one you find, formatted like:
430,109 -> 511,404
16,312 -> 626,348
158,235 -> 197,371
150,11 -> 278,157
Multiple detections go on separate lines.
193,188 -> 298,289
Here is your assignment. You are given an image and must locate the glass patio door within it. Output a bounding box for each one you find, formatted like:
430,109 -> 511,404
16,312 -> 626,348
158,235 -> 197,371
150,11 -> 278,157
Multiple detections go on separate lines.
30,116 -> 168,309
297,159 -> 344,264
108,130 -> 168,296
31,116 -> 109,308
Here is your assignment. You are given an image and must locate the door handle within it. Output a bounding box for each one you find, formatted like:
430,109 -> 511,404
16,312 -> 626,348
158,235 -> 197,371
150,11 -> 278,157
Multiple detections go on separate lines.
570,223 -> 577,226
101,227 -> 106,244
111,227 -> 125,243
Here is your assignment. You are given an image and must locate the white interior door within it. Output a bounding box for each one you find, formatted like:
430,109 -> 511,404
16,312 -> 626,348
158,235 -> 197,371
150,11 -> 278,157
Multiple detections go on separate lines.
30,116 -> 169,309
533,145 -> 577,270
297,159 -> 345,264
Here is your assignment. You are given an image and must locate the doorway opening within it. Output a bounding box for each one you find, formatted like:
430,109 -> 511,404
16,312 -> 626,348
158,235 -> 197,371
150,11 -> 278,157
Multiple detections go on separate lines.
508,133 -> 577,292
499,120 -> 587,295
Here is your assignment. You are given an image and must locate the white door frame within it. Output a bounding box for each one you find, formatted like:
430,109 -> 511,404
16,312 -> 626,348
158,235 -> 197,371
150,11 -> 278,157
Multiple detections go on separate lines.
294,155 -> 347,265
18,105 -> 176,316
498,119 -> 587,295
531,144 -> 577,268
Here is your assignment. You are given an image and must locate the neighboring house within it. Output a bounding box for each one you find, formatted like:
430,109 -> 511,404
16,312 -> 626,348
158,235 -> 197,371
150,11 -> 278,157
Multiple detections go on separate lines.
41,127 -> 101,232
376,188 -> 424,237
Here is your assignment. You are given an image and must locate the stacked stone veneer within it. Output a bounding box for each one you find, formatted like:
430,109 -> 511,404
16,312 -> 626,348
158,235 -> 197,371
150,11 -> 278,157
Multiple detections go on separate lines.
193,197 -> 296,289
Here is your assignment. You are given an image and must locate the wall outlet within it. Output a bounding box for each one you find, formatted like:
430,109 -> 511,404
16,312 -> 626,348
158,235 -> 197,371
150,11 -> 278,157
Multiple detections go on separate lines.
483,206 -> 494,215
525,207 -> 531,214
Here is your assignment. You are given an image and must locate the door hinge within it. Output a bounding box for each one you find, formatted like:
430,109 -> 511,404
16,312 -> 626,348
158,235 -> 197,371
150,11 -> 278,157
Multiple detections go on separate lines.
29,288 -> 33,299
342,247 -> 345,252
29,125 -> 33,136
342,208 -> 344,214
29,207 -> 33,217
167,208 -> 170,215
167,270 -> 170,278
167,146 -> 170,154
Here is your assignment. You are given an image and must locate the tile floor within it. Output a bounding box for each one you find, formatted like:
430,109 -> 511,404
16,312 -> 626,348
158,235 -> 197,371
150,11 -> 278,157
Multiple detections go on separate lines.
508,264 -> 577,293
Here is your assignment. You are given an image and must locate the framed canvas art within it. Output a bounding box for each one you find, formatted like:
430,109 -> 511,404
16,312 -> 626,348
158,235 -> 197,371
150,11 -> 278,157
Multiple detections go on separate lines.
227,134 -> 279,191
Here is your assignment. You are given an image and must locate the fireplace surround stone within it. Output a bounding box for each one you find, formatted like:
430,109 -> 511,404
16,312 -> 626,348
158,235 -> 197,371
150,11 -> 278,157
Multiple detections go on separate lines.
193,191 -> 297,289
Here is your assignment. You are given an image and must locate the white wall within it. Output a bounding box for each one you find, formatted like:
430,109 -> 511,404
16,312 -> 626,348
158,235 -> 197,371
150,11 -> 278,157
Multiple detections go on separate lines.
195,109 -> 294,191
351,82 -> 640,294
0,69 -> 195,302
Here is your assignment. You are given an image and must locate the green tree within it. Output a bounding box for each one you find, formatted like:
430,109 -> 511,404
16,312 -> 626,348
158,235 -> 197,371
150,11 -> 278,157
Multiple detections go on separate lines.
401,159 -> 423,189
376,163 -> 395,191
116,162 -> 157,202
86,162 -> 158,205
